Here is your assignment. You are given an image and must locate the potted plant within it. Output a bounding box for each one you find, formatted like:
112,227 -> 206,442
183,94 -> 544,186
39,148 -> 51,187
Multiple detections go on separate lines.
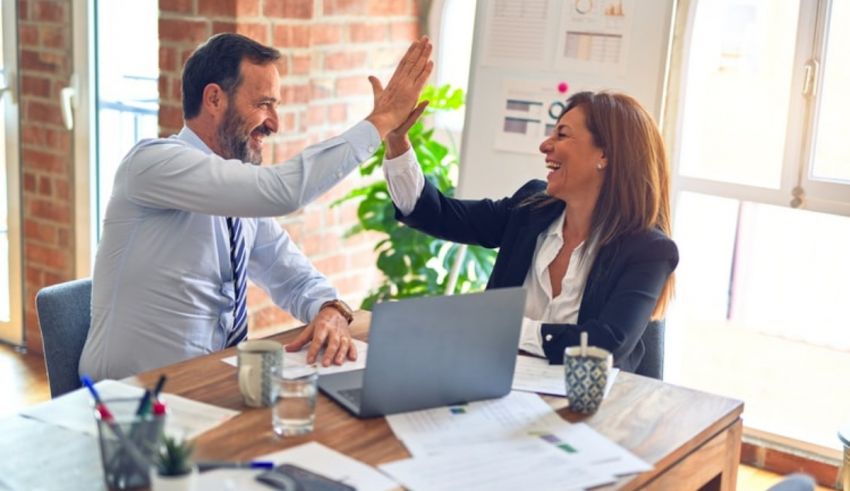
150,435 -> 197,491
333,84 -> 497,309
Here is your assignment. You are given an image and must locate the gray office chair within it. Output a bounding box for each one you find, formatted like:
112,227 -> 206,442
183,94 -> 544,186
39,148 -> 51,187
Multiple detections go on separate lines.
35,278 -> 92,398
635,320 -> 665,380
766,473 -> 816,491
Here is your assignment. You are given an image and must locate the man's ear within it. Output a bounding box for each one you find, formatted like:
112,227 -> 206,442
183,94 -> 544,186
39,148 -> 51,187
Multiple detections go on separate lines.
202,83 -> 227,116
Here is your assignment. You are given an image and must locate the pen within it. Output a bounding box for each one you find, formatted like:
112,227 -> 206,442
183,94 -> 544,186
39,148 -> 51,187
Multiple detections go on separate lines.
196,460 -> 275,472
152,374 -> 168,400
135,389 -> 152,416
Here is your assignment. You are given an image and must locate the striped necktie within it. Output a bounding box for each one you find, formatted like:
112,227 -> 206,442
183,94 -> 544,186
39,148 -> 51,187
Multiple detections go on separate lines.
226,217 -> 248,346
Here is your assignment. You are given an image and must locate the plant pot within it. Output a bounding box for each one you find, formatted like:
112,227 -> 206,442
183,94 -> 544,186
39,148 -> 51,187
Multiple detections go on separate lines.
149,466 -> 198,491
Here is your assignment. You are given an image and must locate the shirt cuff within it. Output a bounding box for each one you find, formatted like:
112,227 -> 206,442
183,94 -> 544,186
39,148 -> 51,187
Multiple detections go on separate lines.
383,147 -> 418,175
340,120 -> 381,163
519,317 -> 545,357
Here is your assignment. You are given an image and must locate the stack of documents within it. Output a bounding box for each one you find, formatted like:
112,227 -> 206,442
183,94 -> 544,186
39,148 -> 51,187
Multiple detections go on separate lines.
380,391 -> 650,491
222,339 -> 369,379
512,354 -> 619,397
19,379 -> 238,439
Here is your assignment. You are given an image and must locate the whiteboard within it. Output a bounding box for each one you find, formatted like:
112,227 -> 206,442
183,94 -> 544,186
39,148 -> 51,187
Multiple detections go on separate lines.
457,0 -> 676,199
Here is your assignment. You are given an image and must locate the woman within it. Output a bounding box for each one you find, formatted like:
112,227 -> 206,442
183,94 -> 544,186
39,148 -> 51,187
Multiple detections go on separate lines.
382,91 -> 678,373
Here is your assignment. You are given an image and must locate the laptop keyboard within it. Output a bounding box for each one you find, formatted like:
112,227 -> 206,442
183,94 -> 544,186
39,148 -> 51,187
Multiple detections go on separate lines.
338,388 -> 362,407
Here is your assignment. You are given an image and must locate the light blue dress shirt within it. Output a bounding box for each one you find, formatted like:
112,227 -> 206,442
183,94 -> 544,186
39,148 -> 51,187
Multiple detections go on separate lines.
79,122 -> 379,380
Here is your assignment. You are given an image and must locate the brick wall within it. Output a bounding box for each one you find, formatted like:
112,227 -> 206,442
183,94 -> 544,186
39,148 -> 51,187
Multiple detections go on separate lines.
18,0 -> 75,352
157,0 -> 420,334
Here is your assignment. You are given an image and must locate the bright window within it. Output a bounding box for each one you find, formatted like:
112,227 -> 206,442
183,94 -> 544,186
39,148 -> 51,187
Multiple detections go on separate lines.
666,0 -> 850,455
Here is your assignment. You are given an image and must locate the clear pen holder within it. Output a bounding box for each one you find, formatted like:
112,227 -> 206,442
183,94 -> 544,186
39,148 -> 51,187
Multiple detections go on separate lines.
94,397 -> 164,490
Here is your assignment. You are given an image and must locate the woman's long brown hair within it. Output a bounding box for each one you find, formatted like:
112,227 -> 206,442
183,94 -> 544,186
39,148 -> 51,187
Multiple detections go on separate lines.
548,91 -> 675,319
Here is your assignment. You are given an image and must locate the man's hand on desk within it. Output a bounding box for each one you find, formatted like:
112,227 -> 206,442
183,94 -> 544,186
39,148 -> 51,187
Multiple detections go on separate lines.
285,306 -> 359,366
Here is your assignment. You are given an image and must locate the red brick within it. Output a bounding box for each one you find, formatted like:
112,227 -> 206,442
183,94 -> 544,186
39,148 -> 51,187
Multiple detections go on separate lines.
350,23 -> 387,43
310,79 -> 334,100
310,24 -> 342,45
281,84 -> 310,104
324,50 -> 367,71
335,76 -> 369,97
25,100 -> 64,126
23,148 -> 65,173
19,25 -> 38,46
19,0 -> 30,21
281,112 -> 297,132
328,103 -> 347,123
54,179 -> 70,201
38,175 -> 52,195
40,24 -> 66,49
265,0 -> 313,19
314,255 -> 346,275
198,0 -> 236,17
24,219 -> 57,244
159,105 -> 184,135
21,75 -> 51,98
390,20 -> 418,41
28,198 -> 71,223
25,243 -> 69,271
23,171 -> 37,192
160,46 -> 178,72
171,78 -> 182,101
306,105 -> 326,126
26,266 -> 43,285
33,1 -> 66,23
160,0 -> 194,14
367,0 -> 410,16
272,25 -> 311,49
292,54 -> 311,75
323,0 -> 366,16
158,18 -> 210,45
21,49 -> 63,72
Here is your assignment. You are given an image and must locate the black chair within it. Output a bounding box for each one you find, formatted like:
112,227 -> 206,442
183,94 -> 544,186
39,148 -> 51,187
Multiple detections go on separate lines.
635,320 -> 665,380
35,278 -> 92,398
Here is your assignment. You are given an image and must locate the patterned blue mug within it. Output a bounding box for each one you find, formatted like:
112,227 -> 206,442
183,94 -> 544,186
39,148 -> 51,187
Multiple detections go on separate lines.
564,345 -> 612,413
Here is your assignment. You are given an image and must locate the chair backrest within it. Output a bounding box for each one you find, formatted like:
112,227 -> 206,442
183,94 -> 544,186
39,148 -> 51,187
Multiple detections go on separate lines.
635,320 -> 665,380
35,278 -> 92,398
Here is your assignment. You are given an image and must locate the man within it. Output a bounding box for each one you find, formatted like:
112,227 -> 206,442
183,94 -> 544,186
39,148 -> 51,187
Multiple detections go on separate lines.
79,33 -> 432,380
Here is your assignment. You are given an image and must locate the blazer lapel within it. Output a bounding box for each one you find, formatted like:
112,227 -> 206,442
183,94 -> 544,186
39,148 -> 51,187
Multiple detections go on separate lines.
492,201 -> 564,288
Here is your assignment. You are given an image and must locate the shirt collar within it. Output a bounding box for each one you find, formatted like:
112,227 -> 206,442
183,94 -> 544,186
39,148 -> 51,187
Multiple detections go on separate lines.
176,126 -> 215,155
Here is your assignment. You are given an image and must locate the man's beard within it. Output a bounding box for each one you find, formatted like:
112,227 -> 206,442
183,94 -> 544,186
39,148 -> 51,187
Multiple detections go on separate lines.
217,105 -> 263,165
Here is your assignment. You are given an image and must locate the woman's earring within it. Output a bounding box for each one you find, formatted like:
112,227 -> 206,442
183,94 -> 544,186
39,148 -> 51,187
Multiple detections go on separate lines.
596,162 -> 604,171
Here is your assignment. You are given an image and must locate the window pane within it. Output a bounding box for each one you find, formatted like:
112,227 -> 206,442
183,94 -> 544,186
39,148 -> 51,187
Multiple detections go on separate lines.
811,0 -> 850,183
0,4 -> 9,322
95,0 -> 159,239
677,0 -> 800,188
435,0 -> 477,131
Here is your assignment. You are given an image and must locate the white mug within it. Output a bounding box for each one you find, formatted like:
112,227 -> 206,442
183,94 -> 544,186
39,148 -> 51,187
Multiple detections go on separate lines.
237,340 -> 283,407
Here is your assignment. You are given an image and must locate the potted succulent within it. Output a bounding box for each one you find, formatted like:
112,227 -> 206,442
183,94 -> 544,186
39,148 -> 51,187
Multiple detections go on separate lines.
150,435 -> 197,491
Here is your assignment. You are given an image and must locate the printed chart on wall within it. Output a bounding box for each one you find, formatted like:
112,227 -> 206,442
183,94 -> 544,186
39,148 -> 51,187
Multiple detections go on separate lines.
556,0 -> 635,76
459,0 -> 674,200
496,79 -> 592,155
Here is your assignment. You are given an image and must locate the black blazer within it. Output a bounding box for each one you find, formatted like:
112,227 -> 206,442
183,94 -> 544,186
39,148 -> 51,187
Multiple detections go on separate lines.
396,179 -> 679,373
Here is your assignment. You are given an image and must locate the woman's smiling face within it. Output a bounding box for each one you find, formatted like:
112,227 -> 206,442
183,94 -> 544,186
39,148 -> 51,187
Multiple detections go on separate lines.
539,105 -> 606,203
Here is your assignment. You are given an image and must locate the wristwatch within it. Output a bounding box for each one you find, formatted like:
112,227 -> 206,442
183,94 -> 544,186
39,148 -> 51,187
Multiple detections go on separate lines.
320,299 -> 354,325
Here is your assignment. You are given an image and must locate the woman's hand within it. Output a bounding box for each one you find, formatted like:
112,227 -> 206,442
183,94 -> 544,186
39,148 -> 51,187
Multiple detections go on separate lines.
384,100 -> 429,159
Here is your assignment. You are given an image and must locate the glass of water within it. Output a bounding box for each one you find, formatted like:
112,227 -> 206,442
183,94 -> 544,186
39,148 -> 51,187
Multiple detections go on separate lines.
272,366 -> 318,437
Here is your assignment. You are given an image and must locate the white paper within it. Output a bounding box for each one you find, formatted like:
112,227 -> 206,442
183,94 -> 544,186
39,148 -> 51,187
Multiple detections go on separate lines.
380,443 -> 615,491
386,391 -> 572,457
221,339 -> 368,379
196,442 -> 398,491
554,0 -> 635,75
19,379 -> 238,440
482,0 -> 550,68
512,355 -> 620,398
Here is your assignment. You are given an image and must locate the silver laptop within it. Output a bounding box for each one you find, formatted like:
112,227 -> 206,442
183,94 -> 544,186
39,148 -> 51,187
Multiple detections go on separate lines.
318,287 -> 527,418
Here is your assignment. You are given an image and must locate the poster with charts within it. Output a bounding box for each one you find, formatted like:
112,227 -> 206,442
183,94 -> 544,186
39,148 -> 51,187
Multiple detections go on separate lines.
494,79 -> 591,155
555,0 -> 635,76
481,0 -> 551,69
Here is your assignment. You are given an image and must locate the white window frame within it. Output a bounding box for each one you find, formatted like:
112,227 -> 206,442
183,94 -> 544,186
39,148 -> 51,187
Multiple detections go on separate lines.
665,0 -> 850,217
71,0 -> 96,277
0,0 -> 22,345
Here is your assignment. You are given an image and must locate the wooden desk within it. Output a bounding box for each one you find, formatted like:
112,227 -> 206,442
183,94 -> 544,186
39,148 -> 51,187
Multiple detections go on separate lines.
128,311 -> 744,490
